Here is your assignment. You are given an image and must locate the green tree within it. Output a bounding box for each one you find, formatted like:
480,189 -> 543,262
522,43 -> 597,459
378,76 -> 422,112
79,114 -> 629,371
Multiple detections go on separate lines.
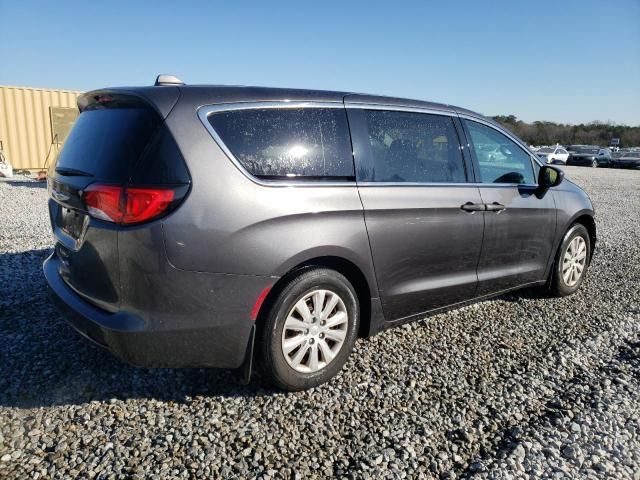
491,116 -> 640,148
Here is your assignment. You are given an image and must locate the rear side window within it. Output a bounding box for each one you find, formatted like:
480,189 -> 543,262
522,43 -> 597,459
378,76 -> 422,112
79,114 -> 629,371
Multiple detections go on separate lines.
464,120 -> 535,185
358,110 -> 466,183
207,108 -> 354,180
54,108 -> 160,181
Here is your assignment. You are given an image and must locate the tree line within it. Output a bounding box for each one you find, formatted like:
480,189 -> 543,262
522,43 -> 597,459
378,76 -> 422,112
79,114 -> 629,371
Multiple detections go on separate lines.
491,115 -> 640,148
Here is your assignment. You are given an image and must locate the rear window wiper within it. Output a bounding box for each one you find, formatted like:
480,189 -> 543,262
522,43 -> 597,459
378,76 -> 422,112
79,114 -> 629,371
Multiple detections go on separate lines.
55,167 -> 94,177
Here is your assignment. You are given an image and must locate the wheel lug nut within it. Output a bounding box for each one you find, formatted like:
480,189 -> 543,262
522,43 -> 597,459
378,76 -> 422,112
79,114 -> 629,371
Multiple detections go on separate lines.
320,320 -> 325,326
319,333 -> 324,339
304,329 -> 309,335
309,338 -> 315,344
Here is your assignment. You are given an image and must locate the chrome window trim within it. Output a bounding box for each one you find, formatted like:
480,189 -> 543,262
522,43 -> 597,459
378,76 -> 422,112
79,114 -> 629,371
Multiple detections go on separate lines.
344,102 -> 455,116
356,181 -> 538,188
197,101 -> 353,188
200,100 -> 344,114
197,101 -> 543,189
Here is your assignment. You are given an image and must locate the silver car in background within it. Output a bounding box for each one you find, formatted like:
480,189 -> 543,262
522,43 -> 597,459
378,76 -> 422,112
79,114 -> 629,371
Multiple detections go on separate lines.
536,146 -> 570,164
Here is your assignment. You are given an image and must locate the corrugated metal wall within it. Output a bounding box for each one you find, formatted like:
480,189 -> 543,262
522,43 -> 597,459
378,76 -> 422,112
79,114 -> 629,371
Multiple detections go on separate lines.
0,85 -> 82,170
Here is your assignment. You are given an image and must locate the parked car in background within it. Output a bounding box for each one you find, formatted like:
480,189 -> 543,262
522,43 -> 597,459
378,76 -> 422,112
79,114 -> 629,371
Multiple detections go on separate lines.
536,146 -> 570,164
610,150 -> 640,169
44,78 -> 597,390
566,145 -> 611,167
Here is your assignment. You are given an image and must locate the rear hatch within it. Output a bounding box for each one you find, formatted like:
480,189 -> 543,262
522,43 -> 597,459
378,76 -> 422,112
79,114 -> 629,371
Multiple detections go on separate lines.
48,91 -> 190,311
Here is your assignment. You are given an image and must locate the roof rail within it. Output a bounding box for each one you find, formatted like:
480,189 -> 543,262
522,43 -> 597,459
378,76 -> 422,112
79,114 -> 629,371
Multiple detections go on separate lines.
154,74 -> 185,86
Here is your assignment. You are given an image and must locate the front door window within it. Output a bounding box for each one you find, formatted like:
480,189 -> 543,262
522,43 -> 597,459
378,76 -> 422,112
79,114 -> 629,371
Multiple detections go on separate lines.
464,120 -> 535,185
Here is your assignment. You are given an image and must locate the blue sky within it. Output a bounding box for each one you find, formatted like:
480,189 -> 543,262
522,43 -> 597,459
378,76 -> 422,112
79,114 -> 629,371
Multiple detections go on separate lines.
1,0 -> 639,125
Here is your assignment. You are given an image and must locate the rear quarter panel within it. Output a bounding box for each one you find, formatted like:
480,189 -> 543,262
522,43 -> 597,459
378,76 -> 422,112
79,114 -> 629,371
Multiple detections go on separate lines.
160,100 -> 379,298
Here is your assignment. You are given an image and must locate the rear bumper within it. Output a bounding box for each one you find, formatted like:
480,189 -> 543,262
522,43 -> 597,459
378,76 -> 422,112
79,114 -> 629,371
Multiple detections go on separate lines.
44,253 -> 272,369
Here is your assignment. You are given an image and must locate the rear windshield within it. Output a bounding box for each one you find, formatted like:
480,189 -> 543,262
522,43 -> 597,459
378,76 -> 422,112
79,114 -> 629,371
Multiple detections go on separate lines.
54,108 -> 160,181
207,107 -> 354,180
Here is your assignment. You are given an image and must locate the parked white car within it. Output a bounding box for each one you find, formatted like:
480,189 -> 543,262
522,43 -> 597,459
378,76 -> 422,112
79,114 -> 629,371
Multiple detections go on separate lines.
536,146 -> 569,165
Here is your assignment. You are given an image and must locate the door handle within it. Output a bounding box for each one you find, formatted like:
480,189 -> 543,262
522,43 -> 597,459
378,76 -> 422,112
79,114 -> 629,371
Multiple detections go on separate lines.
485,202 -> 506,212
461,202 -> 485,212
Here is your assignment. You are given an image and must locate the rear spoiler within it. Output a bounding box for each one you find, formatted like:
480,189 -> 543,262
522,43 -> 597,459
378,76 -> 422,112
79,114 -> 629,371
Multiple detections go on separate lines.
78,87 -> 181,119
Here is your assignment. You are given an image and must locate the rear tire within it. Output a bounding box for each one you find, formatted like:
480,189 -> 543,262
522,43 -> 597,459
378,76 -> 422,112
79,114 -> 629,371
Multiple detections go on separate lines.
550,224 -> 591,297
258,268 -> 359,391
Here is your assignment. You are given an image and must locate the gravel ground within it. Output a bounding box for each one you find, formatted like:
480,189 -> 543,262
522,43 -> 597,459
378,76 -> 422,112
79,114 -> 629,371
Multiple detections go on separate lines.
0,167 -> 639,479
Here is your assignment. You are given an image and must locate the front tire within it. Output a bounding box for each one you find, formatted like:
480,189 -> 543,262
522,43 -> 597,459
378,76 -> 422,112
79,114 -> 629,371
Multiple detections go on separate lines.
550,224 -> 591,296
258,268 -> 359,391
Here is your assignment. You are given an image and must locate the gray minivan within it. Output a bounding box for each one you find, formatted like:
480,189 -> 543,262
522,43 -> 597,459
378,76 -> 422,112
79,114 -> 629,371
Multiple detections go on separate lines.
44,77 -> 596,390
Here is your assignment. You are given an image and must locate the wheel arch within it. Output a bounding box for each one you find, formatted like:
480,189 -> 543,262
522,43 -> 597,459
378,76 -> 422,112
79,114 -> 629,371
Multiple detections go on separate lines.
256,255 -> 380,339
571,213 -> 596,263
544,208 -> 596,283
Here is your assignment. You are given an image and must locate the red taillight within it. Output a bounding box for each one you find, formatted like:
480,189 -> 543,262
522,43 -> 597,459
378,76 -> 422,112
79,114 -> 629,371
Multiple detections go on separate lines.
95,94 -> 113,104
84,184 -> 175,225
123,187 -> 174,224
84,185 -> 123,222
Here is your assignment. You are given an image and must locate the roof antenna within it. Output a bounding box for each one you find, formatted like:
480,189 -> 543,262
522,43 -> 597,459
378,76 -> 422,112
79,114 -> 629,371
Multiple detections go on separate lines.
154,74 -> 185,86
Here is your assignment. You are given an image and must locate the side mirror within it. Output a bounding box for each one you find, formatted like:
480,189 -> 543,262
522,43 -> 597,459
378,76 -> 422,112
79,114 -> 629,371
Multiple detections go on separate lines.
539,165 -> 564,188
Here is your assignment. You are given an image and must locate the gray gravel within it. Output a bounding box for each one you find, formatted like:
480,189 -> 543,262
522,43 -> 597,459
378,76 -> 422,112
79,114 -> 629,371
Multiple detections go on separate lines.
1,167 -> 639,479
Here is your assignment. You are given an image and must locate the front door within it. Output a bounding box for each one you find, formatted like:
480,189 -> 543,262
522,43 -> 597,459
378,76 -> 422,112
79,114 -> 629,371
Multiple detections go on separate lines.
347,106 -> 484,321
462,118 -> 557,296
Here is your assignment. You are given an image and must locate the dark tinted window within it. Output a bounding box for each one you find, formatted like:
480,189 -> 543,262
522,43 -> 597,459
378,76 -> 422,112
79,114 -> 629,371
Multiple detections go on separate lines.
54,108 -> 160,181
464,120 -> 535,184
129,126 -> 191,185
359,110 -> 466,183
208,108 -> 354,179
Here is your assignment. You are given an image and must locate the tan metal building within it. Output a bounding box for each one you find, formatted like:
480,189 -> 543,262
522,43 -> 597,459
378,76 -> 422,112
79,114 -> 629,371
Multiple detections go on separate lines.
0,85 -> 83,171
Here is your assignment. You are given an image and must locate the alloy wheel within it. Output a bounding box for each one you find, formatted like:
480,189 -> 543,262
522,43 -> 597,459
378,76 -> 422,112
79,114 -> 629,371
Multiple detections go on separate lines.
281,289 -> 348,373
562,236 -> 587,287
